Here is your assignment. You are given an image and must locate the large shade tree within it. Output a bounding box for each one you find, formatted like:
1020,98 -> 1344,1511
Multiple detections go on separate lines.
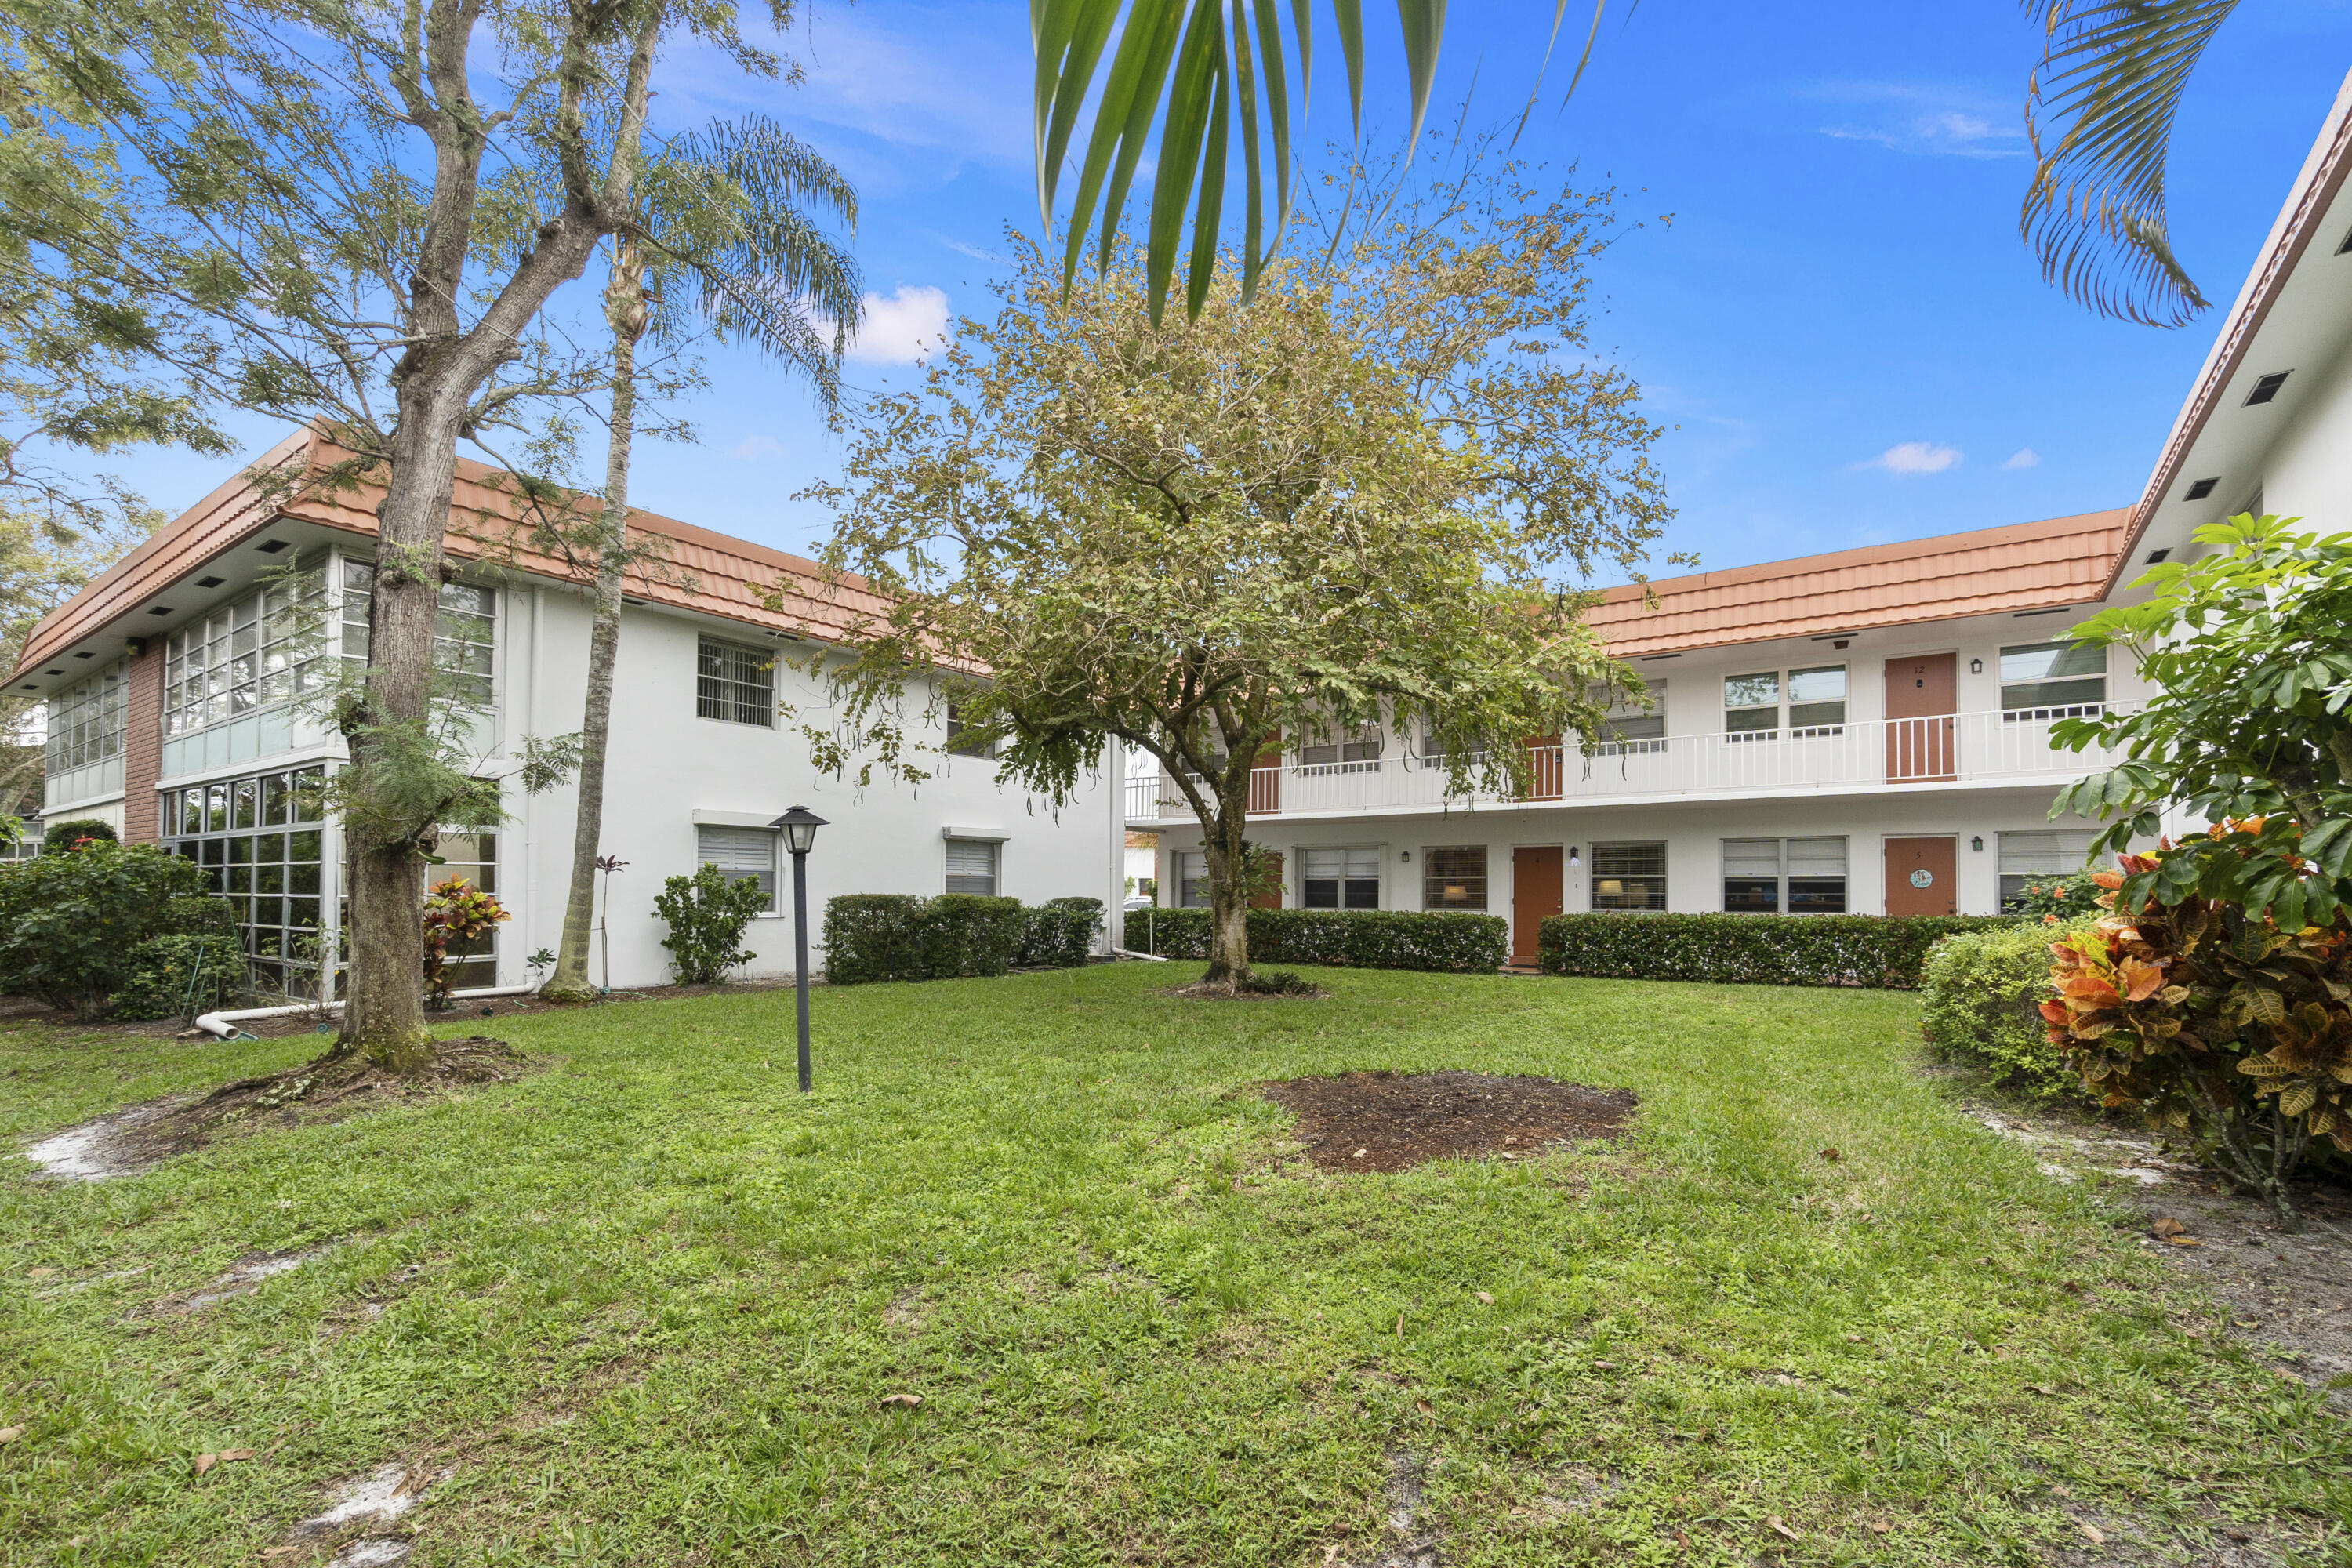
804,159 -> 1675,989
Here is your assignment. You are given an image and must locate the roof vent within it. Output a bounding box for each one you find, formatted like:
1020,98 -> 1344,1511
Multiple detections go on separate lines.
2183,477 -> 2218,501
2245,372 -> 2291,406
1639,652 -> 1681,662
2012,606 -> 2075,619
2145,548 -> 2171,564
2338,224 -> 2352,256
45,669 -> 61,676
255,539 -> 291,554
147,605 -> 172,616
73,651 -> 93,659
196,575 -> 225,588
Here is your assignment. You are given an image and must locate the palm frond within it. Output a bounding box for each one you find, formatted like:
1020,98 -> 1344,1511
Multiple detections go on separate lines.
1034,0 -> 1447,323
2020,0 -> 2238,328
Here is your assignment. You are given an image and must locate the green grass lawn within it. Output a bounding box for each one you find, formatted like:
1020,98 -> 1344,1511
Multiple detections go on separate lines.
1,964 -> 2342,1566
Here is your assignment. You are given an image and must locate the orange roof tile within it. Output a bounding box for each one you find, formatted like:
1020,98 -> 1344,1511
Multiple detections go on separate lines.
15,428 -> 891,678
1583,508 -> 2130,657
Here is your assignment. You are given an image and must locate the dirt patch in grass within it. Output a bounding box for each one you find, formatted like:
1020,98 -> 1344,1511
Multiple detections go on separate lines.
24,1037 -> 529,1178
1172,970 -> 1330,1001
1969,1098 -> 2352,1412
1262,1071 -> 1635,1173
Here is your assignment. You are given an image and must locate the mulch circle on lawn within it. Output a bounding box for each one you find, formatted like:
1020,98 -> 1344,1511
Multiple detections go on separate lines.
1261,1070 -> 1636,1173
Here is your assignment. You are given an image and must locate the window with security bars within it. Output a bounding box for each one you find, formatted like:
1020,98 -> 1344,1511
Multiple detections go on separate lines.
1302,846 -> 1380,909
1722,837 -> 1847,914
45,663 -> 125,773
1999,641 -> 2105,719
945,837 -> 999,895
1422,845 -> 1487,909
697,637 -> 774,726
1998,829 -> 2107,909
339,560 -> 495,704
162,764 -> 328,996
697,824 -> 778,913
165,566 -> 327,739
1590,842 -> 1667,910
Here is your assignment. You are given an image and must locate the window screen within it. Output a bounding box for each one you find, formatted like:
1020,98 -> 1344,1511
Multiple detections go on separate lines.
945,837 -> 999,896
697,638 -> 775,726
1785,837 -> 1849,913
1998,829 -> 2105,909
1723,672 -> 1780,739
1786,666 -> 1847,731
1422,846 -> 1487,909
1590,842 -> 1666,910
1302,846 -> 1381,909
1722,838 -> 1782,913
698,825 -> 778,912
2000,641 -> 2106,716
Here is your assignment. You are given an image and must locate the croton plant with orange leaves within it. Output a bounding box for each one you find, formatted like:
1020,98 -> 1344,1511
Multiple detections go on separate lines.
2042,827 -> 2352,1221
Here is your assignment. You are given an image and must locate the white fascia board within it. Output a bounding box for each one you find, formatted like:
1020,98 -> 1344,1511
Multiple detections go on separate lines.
693,808 -> 784,829
942,826 -> 1011,842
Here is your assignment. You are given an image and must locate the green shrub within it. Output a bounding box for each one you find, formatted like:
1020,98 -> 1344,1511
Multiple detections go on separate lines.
1536,912 -> 2021,989
1119,908 -> 1508,974
2006,872 -> 2106,920
0,843 -> 238,1016
112,932 -> 249,1022
652,864 -> 770,985
1020,901 -> 1099,968
39,817 -> 118,854
1919,916 -> 2093,1099
823,893 -> 1036,985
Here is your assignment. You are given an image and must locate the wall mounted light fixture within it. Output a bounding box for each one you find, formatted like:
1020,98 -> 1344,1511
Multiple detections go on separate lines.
1969,658 -> 1984,674
1399,850 -> 1410,863
1971,835 -> 1984,852
1570,846 -> 1581,869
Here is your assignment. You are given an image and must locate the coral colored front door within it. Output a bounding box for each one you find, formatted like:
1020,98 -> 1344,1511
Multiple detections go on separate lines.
1884,837 -> 1957,916
1512,846 -> 1563,963
1884,654 -> 1957,782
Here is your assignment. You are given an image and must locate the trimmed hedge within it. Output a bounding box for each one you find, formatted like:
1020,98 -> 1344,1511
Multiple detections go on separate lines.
1537,912 -> 2022,989
1918,916 -> 2095,1100
1119,908 -> 1508,974
826,893 -> 1092,985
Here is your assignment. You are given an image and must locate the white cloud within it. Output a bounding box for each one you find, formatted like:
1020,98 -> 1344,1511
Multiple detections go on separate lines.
2002,448 -> 2041,470
1857,441 -> 1962,476
937,235 -> 1013,267
845,285 -> 952,365
730,434 -> 784,461
1809,82 -> 2026,159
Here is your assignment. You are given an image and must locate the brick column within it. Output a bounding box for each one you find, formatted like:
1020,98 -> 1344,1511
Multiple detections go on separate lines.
121,641 -> 163,843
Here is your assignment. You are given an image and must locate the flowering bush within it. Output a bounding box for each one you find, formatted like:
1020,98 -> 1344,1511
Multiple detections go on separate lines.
2042,832 -> 2352,1220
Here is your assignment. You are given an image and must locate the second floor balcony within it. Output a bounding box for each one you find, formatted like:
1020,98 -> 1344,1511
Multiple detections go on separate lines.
1123,706 -> 2120,826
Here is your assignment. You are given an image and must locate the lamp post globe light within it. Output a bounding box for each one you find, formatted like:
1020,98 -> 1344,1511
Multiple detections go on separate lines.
769,806 -> 827,1093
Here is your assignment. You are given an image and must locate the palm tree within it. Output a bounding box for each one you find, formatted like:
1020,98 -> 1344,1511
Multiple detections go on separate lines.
538,119 -> 861,1003
1034,2 -> 1599,323
2018,0 -> 2240,327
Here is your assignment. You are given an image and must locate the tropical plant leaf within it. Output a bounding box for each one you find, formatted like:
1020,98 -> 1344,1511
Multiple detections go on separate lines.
2018,0 -> 2240,327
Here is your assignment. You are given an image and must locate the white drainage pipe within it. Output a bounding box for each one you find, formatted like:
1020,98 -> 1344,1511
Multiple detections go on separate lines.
194,985 -> 537,1040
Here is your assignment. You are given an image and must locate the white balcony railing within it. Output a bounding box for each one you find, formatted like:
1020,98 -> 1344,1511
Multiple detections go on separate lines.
1123,707 -> 2117,824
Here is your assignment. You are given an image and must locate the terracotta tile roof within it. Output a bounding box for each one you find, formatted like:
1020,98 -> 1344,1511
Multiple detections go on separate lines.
1584,508 -> 2131,657
15,427 -> 891,677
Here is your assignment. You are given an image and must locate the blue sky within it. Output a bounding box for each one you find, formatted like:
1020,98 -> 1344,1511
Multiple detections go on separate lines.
90,0 -> 2352,584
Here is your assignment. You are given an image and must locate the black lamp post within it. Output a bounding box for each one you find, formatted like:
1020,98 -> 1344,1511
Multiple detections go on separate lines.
771,805 -> 827,1092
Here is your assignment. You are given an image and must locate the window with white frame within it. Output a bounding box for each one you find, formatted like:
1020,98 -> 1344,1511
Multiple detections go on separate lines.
1999,641 -> 2106,718
1723,666 -> 1843,742
162,764 -> 328,995
696,637 -> 775,726
1591,682 -> 1666,753
0,822 -> 40,861
1174,849 -> 1210,908
1300,723 -> 1384,772
430,830 -> 503,989
339,561 -> 495,704
165,566 -> 326,739
1998,829 -> 2107,909
945,837 -> 1000,895
698,824 -> 779,913
1722,837 -> 1847,914
1423,845 -> 1487,909
945,703 -> 995,758
1301,846 -> 1380,909
1590,842 -> 1667,910
45,663 -> 125,775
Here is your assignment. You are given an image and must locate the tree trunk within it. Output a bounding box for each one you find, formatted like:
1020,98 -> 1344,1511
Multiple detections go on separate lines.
337,393 -> 467,1071
1200,799 -> 1253,989
543,242 -> 645,1003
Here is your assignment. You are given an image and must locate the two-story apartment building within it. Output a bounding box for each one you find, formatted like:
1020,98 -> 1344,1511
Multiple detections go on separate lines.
1136,67 -> 2352,962
11,429 -> 1124,996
